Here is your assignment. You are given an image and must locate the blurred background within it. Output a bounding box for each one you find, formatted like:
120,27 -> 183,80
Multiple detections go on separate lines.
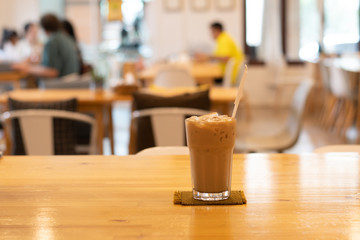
0,0 -> 359,155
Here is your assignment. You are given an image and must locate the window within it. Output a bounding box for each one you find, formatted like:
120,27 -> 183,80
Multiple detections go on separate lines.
323,0 -> 359,53
298,0 -> 359,60
243,0 -> 265,63
299,0 -> 321,60
244,0 -> 360,64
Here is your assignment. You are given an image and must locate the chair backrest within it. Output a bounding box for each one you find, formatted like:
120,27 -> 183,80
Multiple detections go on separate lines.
154,65 -> 195,88
223,58 -> 236,87
1,109 -> 97,155
40,73 -> 91,89
286,79 -> 313,142
321,59 -> 355,99
136,146 -> 190,156
132,107 -> 209,146
319,59 -> 331,92
234,62 -> 246,87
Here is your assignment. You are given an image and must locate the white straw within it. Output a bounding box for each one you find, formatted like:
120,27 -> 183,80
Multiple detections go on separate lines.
231,64 -> 248,118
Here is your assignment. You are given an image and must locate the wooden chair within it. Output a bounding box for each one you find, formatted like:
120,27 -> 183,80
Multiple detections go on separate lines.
320,59 -> 357,139
1,109 -> 97,155
235,80 -> 313,153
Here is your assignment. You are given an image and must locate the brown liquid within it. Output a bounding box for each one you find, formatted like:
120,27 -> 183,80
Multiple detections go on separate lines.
186,113 -> 236,193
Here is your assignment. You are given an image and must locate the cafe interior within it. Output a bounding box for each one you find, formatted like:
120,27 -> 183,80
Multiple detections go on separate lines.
0,0 -> 359,239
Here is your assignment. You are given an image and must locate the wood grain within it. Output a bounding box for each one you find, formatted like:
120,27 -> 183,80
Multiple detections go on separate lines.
0,153 -> 359,239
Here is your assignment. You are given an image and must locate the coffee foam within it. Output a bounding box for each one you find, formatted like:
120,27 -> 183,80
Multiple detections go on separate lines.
187,112 -> 234,123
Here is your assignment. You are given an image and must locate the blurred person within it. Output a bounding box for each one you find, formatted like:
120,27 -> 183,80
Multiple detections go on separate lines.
17,22 -> 43,63
62,19 -> 91,74
1,30 -> 21,62
13,14 -> 79,78
195,22 -> 244,84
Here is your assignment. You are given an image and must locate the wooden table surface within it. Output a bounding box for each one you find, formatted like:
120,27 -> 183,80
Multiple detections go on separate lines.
0,153 -> 359,239
139,62 -> 223,84
0,89 -> 132,104
0,87 -> 237,105
0,71 -> 26,89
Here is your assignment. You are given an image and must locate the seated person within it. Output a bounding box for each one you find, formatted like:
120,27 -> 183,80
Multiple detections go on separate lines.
17,22 -> 43,63
1,30 -> 20,62
12,14 -> 79,79
196,22 -> 244,84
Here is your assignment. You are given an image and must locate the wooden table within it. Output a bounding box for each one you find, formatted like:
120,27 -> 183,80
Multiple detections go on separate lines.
0,153 -> 359,239
0,89 -> 132,154
139,62 -> 223,85
0,71 -> 25,89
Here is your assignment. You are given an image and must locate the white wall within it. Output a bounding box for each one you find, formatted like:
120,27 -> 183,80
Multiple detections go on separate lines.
0,0 -> 40,34
65,0 -> 102,46
145,0 -> 243,60
40,0 -> 64,17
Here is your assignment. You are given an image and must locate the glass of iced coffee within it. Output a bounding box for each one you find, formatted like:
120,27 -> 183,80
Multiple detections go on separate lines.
185,112 -> 236,201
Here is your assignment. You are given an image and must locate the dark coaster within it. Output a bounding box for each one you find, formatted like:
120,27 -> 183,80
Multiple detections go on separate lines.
173,190 -> 247,206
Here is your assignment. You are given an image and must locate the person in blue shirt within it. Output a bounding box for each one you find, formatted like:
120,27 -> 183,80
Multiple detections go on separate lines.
12,14 -> 79,78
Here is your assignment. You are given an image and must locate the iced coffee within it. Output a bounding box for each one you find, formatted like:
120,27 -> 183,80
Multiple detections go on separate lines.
185,112 -> 236,201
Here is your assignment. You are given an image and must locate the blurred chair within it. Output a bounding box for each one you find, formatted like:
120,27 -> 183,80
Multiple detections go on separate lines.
132,107 -> 209,147
136,146 -> 189,156
39,73 -> 91,89
1,109 -> 96,155
320,59 -> 357,139
7,97 -> 94,155
131,89 -> 211,153
313,144 -> 360,154
304,60 -> 324,117
222,58 -> 236,88
235,80 -> 313,153
233,62 -> 251,120
154,65 -> 195,88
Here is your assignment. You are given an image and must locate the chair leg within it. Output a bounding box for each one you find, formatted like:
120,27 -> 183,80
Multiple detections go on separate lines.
243,94 -> 252,121
334,99 -> 346,136
340,100 -> 355,141
322,95 -> 339,131
319,93 -> 333,128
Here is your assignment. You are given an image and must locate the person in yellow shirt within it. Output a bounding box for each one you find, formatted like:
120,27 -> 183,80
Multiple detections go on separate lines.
196,22 -> 244,84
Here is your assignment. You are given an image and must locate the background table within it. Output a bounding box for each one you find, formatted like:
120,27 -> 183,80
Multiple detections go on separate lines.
0,71 -> 25,89
139,62 -> 223,85
0,153 -> 359,239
